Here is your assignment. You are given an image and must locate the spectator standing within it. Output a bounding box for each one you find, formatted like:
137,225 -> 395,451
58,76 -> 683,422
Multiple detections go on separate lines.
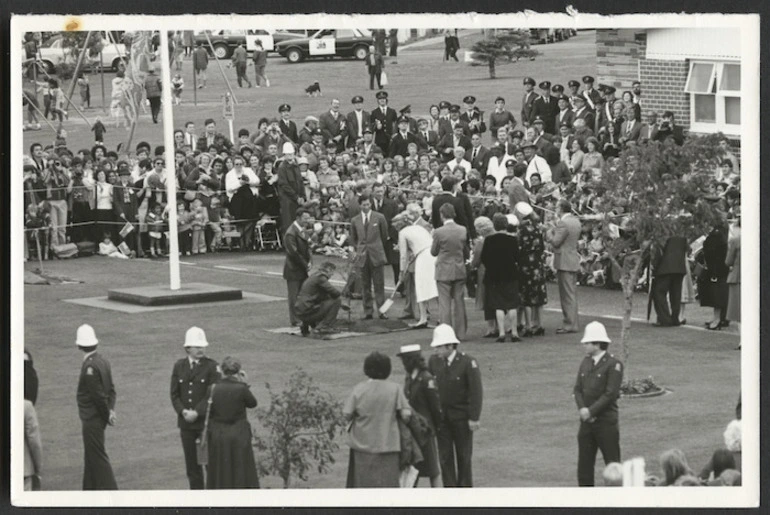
170,327 -> 219,490
547,199 -> 581,334
283,208 -> 312,327
488,96 -> 516,144
46,158 -> 71,247
276,143 -> 305,236
428,324 -> 482,487
365,45 -> 384,90
230,42 -> 251,88
252,39 -> 269,87
650,235 -> 688,327
725,220 -> 741,327
388,29 -> 399,57
93,169 -> 115,244
470,217 -> 498,337
480,213 -> 522,342
698,221 -> 730,330
75,324 -> 118,490
431,203 -> 469,340
515,202 -> 548,337
144,68 -> 162,124
192,42 -> 208,88
573,321 -> 623,486
349,195 -> 389,319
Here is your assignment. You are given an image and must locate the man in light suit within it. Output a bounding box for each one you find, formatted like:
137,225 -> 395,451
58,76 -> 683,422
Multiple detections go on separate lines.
318,98 -> 347,153
345,95 -> 370,149
349,195 -> 389,319
431,203 -> 469,340
547,199 -> 581,333
283,208 -> 312,327
507,162 -> 531,205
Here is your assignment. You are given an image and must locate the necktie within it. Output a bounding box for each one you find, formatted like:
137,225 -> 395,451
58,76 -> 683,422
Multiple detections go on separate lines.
472,148 -> 478,161
423,131 -> 428,141
191,360 -> 197,369
364,214 -> 369,237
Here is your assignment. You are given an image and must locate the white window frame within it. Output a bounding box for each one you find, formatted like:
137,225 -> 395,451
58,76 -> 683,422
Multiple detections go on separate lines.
686,60 -> 741,136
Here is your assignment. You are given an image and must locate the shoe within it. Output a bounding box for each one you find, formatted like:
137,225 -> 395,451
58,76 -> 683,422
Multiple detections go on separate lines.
521,328 -> 533,337
509,334 -> 522,343
719,320 -> 730,328
495,335 -> 506,343
300,323 -> 310,337
398,314 -> 414,320
678,319 -> 687,326
532,326 -> 545,336
361,314 -> 373,320
409,321 -> 428,329
706,323 -> 722,331
555,328 -> 577,334
517,324 -> 524,334
483,331 -> 499,338
378,313 -> 388,320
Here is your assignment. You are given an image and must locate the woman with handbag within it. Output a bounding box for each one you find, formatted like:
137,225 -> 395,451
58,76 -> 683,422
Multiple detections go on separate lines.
397,344 -> 442,487
697,221 -> 730,330
344,351 -> 412,487
197,356 -> 259,489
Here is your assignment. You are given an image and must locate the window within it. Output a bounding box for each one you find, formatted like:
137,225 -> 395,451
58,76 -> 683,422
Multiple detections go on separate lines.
685,61 -> 741,135
334,29 -> 356,38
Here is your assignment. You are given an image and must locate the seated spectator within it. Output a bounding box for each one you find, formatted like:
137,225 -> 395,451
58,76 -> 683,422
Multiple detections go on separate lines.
659,449 -> 693,486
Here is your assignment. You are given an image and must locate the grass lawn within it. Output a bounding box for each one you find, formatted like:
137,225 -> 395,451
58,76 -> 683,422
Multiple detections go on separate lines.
23,252 -> 740,490
24,31 -> 598,154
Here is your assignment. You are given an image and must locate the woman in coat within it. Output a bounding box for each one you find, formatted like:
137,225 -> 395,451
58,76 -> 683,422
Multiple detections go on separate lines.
514,202 -> 548,337
198,356 -> 259,489
698,221 -> 730,330
480,212 -> 522,342
344,352 -> 411,488
470,216 -> 497,337
725,219 -> 741,326
392,211 -> 437,328
397,345 -> 442,487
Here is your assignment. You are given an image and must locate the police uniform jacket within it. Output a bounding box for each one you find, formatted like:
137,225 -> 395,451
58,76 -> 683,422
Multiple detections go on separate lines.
370,105 -> 398,151
573,107 -> 595,131
280,119 -> 299,143
345,110 -> 371,148
531,95 -> 560,134
404,368 -> 443,432
521,90 -> 538,125
428,352 -> 482,422
582,88 -> 603,111
77,352 -> 116,422
459,110 -> 487,135
573,352 -> 623,423
555,109 -> 575,131
389,131 -> 418,158
170,356 -> 219,430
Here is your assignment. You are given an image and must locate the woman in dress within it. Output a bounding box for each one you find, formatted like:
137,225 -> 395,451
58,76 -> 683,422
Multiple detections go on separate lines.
93,168 -> 114,242
582,137 -> 605,183
396,345 -> 442,487
344,351 -> 411,488
393,211 -> 438,328
470,216 -> 497,337
198,356 -> 259,489
698,221 -> 730,330
480,212 -> 522,342
514,202 -> 548,336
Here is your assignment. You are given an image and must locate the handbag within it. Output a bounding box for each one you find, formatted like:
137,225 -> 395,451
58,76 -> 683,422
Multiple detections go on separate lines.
196,384 -> 215,466
380,70 -> 389,86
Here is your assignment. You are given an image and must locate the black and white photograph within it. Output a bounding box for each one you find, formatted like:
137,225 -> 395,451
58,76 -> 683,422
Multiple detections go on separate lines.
9,10 -> 760,509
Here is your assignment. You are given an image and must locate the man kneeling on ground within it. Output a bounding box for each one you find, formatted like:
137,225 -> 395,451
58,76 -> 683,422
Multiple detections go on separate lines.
295,261 -> 342,336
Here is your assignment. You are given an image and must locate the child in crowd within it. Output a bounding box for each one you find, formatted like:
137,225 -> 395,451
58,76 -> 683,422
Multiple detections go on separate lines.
190,198 -> 209,254
176,201 -> 193,256
207,196 -> 224,251
91,116 -> 106,143
171,73 -> 185,105
146,203 -> 165,257
98,232 -> 130,259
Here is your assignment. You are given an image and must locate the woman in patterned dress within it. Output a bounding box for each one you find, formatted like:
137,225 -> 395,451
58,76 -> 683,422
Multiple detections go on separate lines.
514,201 -> 548,337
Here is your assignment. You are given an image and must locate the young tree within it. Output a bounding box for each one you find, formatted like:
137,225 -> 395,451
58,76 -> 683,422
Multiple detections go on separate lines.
470,30 -> 539,79
595,134 -> 727,382
253,368 -> 346,488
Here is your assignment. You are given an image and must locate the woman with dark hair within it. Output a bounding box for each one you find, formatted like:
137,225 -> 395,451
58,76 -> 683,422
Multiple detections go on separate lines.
514,202 -> 548,337
582,137 -> 605,182
344,351 -> 411,488
545,145 -> 570,185
427,104 -> 441,133
397,345 -> 442,487
198,356 -> 259,489
480,213 -> 522,342
698,221 -> 730,330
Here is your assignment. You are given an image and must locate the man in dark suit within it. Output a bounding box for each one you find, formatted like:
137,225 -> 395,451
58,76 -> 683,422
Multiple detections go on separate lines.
170,326 -> 220,490
276,146 -> 305,237
365,44 -> 384,90
371,183 -> 401,292
439,105 -> 470,140
437,124 -> 472,162
547,199 -> 582,334
295,261 -> 343,335
370,90 -> 398,155
573,321 -> 623,486
459,95 -> 487,136
75,324 -> 118,490
467,133 -> 490,173
389,116 -> 418,158
197,118 -> 232,153
572,95 -> 595,132
431,203 -> 469,340
531,81 -> 560,135
283,208 -> 313,327
650,235 -> 688,327
520,76 -> 538,128
278,103 -> 298,143
428,324 -> 482,487
508,162 -> 531,205
349,195 -> 390,319
345,95 -> 370,149
431,176 -> 475,240
357,127 -> 383,159
318,98 -> 347,153
415,117 -> 439,153
555,94 -> 575,131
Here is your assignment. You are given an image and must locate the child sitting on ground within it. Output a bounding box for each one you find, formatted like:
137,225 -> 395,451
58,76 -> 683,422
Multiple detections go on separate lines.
98,232 -> 130,259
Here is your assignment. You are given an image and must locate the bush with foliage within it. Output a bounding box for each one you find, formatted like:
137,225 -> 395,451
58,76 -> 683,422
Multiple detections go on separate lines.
470,30 -> 539,78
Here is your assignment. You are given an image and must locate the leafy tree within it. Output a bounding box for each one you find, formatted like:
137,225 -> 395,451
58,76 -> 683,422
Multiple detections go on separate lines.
593,134 -> 727,379
253,368 -> 346,488
470,30 -> 539,79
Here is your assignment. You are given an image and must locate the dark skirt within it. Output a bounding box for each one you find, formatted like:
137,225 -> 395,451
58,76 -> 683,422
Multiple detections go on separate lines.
698,276 -> 728,309
346,450 -> 399,488
207,419 -> 259,489
484,279 -> 520,311
416,436 -> 441,479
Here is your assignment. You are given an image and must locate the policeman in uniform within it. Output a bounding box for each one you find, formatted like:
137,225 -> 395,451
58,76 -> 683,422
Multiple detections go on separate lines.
531,81 -> 560,135
459,95 -> 486,136
278,104 -> 298,144
581,75 -> 602,111
370,90 -> 398,155
170,326 -> 220,489
573,321 -> 624,486
520,77 -> 538,128
427,324 -> 483,487
75,324 -> 118,490
567,79 -> 581,109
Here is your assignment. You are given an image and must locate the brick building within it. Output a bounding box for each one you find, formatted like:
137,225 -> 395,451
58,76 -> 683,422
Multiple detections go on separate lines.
596,28 -> 741,144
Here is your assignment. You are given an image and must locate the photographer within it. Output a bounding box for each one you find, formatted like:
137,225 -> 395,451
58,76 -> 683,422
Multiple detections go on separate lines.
46,158 -> 72,247
652,110 -> 684,146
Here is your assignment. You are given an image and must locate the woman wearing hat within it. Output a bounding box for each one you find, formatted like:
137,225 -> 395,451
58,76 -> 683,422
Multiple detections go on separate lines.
397,344 -> 443,487
514,202 -> 548,336
197,356 -> 259,489
344,351 -> 412,487
480,213 -> 522,342
470,216 -> 498,337
392,211 -> 438,328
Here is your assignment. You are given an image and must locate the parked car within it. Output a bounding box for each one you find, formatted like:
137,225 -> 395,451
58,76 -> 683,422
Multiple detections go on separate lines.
38,35 -> 127,73
193,29 -> 311,59
529,28 -> 575,44
275,28 -> 374,63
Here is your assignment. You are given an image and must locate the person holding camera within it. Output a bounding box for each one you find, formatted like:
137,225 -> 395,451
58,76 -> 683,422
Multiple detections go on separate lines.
196,356 -> 259,489
651,110 -> 684,146
46,158 -> 72,247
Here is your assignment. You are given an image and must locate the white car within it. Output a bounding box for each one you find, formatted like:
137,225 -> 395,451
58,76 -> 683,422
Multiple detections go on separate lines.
38,35 -> 128,74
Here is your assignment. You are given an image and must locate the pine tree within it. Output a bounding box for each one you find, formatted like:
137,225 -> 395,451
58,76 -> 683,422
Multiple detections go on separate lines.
470,30 -> 539,79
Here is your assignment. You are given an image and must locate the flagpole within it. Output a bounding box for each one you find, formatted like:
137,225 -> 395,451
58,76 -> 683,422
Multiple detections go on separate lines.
160,30 -> 181,290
